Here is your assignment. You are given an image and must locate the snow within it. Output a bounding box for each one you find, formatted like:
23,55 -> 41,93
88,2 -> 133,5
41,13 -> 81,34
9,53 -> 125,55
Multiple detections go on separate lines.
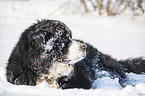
0,0 -> 145,96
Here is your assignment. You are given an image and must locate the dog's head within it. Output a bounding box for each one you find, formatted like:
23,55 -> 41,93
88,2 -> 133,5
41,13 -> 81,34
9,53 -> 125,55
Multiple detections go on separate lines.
28,20 -> 86,65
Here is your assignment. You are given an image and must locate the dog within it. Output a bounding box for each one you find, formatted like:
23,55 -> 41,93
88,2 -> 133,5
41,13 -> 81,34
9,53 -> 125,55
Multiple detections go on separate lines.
6,19 -> 145,89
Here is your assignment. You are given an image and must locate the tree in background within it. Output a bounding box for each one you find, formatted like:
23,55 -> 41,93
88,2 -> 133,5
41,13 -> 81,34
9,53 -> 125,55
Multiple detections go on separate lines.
80,0 -> 145,16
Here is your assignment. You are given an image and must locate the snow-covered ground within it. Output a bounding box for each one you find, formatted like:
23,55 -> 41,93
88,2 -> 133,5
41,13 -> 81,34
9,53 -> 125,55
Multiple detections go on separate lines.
0,0 -> 145,96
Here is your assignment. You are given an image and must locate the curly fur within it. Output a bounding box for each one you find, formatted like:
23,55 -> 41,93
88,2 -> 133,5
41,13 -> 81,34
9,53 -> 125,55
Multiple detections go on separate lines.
6,19 -> 145,89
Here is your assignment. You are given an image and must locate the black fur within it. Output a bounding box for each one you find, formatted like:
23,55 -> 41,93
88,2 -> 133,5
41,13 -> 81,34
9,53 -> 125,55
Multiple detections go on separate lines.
6,19 -> 145,89
6,20 -> 72,86
57,40 -> 145,89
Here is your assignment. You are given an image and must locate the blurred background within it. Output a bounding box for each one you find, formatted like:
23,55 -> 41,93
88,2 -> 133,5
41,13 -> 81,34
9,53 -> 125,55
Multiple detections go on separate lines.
0,0 -> 145,67
0,0 -> 145,20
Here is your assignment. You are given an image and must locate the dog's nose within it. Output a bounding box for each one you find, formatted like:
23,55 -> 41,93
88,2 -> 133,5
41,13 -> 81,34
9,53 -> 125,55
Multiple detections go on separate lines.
80,44 -> 87,51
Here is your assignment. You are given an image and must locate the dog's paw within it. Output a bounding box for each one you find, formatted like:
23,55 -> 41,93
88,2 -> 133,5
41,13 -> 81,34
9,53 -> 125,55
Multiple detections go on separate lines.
57,76 -> 70,89
120,83 -> 126,88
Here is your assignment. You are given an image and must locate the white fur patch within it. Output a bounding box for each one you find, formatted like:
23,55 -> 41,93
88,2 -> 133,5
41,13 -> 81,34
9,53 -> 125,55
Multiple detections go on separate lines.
44,38 -> 54,50
37,62 -> 73,88
67,40 -> 86,64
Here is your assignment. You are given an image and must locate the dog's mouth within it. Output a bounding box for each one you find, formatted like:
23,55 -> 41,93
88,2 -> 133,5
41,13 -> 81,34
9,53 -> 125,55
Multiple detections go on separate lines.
57,55 -> 71,64
57,40 -> 87,64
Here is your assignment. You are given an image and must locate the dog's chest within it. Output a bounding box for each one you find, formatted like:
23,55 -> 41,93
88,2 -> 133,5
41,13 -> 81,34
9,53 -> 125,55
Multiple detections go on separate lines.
49,62 -> 73,77
37,62 -> 73,88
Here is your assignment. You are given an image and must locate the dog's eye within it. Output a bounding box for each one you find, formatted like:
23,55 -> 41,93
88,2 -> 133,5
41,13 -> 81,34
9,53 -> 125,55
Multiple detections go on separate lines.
45,32 -> 53,42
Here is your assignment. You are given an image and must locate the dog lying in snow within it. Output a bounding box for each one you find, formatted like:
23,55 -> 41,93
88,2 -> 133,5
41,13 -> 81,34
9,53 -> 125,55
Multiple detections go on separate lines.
6,19 -> 145,89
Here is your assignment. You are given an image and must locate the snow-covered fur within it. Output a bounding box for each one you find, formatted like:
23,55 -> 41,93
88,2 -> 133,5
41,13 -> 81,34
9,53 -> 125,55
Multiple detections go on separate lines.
6,19 -> 145,89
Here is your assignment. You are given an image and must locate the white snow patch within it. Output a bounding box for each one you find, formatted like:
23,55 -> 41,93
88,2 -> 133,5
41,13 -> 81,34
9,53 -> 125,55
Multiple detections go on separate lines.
0,0 -> 145,96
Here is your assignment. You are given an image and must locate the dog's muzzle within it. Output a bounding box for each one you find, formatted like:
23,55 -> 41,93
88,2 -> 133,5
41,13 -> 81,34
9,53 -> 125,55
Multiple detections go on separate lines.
66,40 -> 87,64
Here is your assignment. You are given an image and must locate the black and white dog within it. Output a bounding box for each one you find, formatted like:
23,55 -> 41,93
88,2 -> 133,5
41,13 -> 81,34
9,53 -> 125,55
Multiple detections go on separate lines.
6,19 -> 145,89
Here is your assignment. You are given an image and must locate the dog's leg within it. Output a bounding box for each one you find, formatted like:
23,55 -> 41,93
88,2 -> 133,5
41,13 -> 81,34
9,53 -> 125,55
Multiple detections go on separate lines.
6,63 -> 37,86
57,71 -> 93,89
118,75 -> 128,87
